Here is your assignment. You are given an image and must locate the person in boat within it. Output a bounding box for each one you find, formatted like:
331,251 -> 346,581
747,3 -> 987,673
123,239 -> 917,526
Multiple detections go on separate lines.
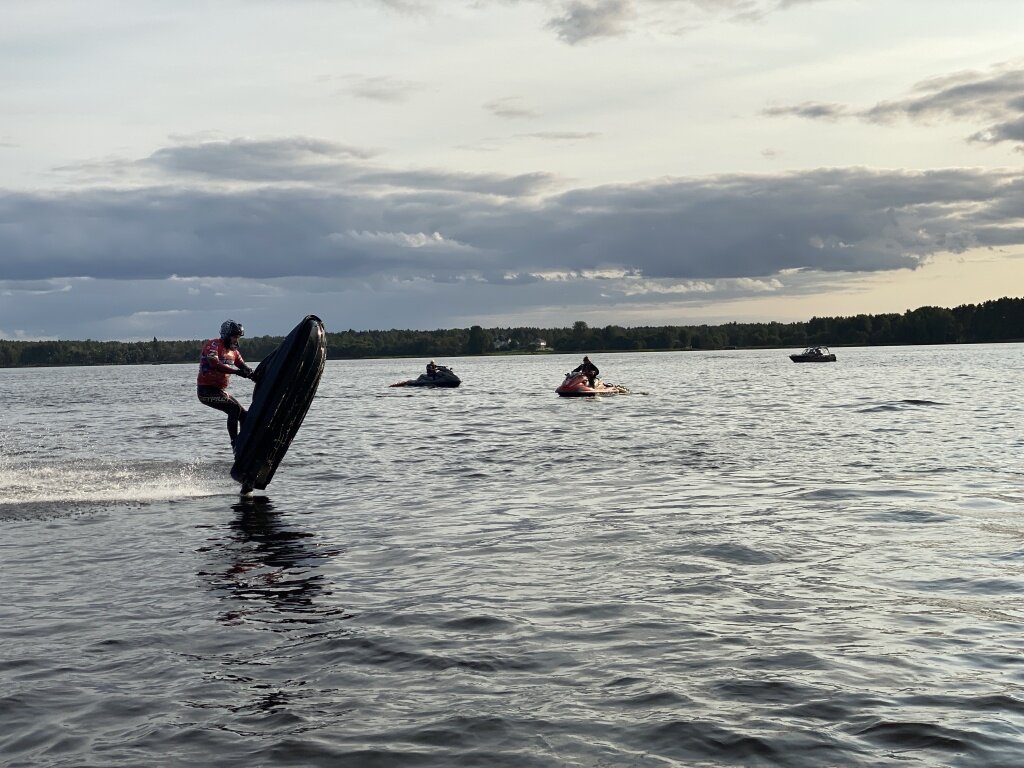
572,356 -> 599,387
426,360 -> 439,377
197,319 -> 254,454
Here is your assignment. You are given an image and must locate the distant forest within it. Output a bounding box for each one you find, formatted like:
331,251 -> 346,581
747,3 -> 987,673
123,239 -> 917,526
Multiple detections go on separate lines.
1,296 -> 1022,368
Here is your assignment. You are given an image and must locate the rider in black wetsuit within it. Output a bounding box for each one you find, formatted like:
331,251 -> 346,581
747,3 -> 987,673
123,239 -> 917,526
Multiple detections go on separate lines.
572,356 -> 599,387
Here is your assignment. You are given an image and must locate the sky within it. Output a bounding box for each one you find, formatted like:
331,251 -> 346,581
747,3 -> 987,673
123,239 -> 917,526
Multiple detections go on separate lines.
1,0 -> 1022,341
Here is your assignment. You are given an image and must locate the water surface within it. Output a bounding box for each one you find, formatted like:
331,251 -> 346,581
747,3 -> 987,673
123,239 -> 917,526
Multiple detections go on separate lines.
2,346 -> 1023,766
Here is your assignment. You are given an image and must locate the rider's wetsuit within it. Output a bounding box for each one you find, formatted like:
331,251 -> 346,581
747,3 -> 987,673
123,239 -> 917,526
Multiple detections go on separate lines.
572,359 -> 599,387
197,338 -> 249,447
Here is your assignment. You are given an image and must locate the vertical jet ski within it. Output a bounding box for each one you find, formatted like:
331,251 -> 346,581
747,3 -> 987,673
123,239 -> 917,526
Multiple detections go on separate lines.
231,315 -> 327,493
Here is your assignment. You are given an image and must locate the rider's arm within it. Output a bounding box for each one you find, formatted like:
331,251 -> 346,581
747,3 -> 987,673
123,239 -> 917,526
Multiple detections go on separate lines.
203,345 -> 241,375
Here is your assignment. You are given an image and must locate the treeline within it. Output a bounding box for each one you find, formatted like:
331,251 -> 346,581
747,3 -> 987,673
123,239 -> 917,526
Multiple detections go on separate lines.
1,297 -> 1022,368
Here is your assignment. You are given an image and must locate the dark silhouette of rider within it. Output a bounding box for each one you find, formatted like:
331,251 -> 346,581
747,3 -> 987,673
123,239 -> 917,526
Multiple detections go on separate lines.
426,360 -> 439,377
197,319 -> 254,453
572,356 -> 599,387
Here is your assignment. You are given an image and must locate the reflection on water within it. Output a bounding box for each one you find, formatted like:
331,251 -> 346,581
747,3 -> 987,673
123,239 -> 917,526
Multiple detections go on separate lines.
187,499 -> 355,728
198,498 -> 348,629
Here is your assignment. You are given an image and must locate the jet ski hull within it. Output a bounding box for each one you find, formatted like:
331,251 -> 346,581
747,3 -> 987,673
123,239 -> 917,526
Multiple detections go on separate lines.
390,367 -> 461,388
230,315 -> 327,491
556,371 -> 629,396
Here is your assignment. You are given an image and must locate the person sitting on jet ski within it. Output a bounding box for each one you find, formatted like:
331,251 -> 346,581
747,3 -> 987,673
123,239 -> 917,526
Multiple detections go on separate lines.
197,319 -> 254,454
572,356 -> 599,387
426,360 -> 439,377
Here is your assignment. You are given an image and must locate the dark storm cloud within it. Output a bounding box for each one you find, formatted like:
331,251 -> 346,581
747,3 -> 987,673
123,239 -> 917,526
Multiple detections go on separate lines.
3,152 -> 1021,285
768,62 -> 1024,150
547,0 -> 636,44
0,187 -> 492,282
971,116 -> 1024,146
865,66 -> 1024,124
131,138 -> 559,197
145,137 -> 375,181
495,168 -> 1020,279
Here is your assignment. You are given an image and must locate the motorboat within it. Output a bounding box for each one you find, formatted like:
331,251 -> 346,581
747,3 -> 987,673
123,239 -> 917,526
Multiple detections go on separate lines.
790,346 -> 837,362
390,365 -> 461,388
555,370 -> 630,397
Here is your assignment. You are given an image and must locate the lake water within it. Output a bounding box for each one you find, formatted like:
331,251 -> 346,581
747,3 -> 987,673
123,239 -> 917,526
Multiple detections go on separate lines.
2,346 -> 1023,767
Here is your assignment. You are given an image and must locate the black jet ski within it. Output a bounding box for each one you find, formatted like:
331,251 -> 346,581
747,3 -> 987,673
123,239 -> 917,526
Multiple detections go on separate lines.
231,315 -> 327,493
390,365 -> 461,388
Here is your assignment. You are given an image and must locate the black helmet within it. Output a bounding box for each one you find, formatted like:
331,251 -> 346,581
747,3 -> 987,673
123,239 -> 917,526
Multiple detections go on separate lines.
220,319 -> 244,340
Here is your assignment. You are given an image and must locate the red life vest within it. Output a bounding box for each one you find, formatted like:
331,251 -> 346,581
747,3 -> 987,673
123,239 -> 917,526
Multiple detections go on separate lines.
197,338 -> 245,388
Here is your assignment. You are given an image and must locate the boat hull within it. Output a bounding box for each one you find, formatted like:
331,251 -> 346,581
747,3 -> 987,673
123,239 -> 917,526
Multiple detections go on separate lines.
790,354 -> 836,362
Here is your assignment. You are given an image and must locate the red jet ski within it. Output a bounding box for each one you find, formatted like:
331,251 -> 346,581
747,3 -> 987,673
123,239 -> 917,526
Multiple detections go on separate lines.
555,371 -> 630,397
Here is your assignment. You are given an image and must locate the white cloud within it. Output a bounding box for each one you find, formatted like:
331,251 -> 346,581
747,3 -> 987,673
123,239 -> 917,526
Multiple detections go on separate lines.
342,75 -> 421,103
484,97 -> 539,119
332,230 -> 475,250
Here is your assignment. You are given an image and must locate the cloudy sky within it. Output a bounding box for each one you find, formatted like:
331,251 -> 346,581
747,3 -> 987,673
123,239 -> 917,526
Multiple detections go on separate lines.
2,0 -> 1022,341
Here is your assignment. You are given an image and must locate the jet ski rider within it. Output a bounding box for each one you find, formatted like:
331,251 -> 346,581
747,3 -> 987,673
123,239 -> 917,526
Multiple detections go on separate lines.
573,356 -> 599,387
197,319 -> 254,453
426,360 -> 439,377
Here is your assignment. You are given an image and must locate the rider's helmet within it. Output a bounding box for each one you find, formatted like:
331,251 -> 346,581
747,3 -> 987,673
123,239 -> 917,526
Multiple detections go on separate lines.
220,319 -> 245,341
